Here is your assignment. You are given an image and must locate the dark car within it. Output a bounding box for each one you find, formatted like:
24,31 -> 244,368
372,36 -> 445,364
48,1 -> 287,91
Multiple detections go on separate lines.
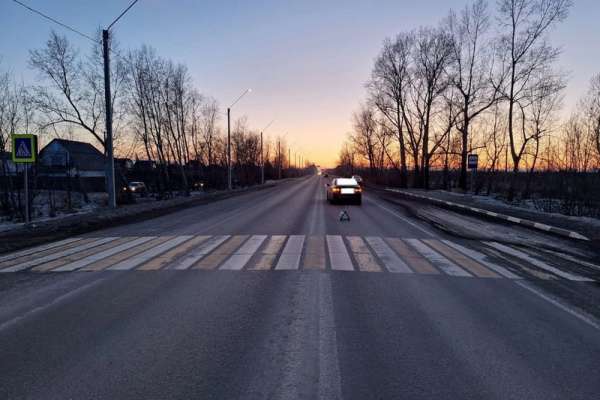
326,178 -> 362,205
128,181 -> 148,196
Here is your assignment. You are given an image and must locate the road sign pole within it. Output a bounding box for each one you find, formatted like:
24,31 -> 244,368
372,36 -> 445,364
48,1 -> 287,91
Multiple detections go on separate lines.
24,165 -> 29,223
227,107 -> 232,190
467,154 -> 478,193
103,29 -> 116,209
12,134 -> 37,222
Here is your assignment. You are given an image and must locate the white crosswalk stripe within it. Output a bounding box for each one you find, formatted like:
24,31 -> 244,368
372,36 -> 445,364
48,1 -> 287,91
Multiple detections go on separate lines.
172,235 -> 230,270
53,237 -> 157,272
1,237 -> 119,273
365,237 -> 412,273
275,235 -> 305,270
484,242 -> 594,282
220,235 -> 267,270
442,240 -> 521,279
406,239 -> 472,277
108,236 -> 193,271
326,235 -> 354,271
0,234 -> 595,282
0,237 -> 83,263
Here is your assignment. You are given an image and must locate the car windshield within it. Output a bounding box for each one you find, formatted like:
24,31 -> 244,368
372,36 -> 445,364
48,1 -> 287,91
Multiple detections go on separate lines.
336,178 -> 358,186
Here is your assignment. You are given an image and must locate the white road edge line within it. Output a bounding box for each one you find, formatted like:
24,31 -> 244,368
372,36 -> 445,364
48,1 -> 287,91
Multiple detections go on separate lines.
366,195 -> 437,237
515,281 -> 600,331
0,276 -> 111,333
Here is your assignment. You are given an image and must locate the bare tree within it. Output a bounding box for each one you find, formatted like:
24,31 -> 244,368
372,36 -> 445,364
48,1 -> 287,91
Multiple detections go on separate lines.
447,0 -> 501,190
582,73 -> 600,162
411,26 -> 454,188
201,97 -> 220,166
368,33 -> 413,187
162,61 -> 191,194
29,31 -> 127,153
482,103 -> 507,193
495,0 -> 571,197
127,45 -> 172,195
351,105 -> 379,175
0,66 -> 35,217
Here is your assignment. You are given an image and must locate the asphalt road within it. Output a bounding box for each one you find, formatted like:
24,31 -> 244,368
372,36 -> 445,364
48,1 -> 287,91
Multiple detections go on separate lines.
1,175 -> 599,399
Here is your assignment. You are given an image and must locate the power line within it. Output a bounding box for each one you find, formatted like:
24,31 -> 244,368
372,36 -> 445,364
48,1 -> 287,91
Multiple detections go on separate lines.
11,0 -> 137,68
108,0 -> 139,30
11,0 -> 99,43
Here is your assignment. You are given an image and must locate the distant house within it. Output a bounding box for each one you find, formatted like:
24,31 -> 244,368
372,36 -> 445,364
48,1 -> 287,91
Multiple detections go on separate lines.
39,139 -> 106,178
115,158 -> 134,171
133,159 -> 157,172
0,151 -> 18,176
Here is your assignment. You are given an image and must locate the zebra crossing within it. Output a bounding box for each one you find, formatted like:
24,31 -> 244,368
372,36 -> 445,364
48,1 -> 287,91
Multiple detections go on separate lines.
0,234 -> 597,282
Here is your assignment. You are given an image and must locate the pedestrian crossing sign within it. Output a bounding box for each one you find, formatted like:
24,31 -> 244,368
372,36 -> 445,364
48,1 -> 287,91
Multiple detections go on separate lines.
11,134 -> 37,163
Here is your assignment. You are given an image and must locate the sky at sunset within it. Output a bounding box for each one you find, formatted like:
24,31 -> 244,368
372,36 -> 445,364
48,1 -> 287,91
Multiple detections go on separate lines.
1,0 -> 599,167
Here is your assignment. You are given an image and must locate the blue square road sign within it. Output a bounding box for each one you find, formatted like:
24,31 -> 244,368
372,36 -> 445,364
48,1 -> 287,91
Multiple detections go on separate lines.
11,134 -> 37,163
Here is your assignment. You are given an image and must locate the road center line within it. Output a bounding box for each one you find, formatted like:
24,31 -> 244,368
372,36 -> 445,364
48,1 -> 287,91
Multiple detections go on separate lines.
317,273 -> 343,400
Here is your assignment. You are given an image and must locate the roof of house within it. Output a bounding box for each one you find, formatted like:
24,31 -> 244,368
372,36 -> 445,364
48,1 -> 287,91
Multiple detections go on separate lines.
40,139 -> 106,171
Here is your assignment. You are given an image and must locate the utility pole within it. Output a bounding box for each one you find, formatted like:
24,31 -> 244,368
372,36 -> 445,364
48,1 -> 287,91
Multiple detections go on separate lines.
226,89 -> 251,190
260,131 -> 264,184
278,140 -> 282,180
288,148 -> 291,170
102,29 -> 116,209
12,0 -> 139,211
258,119 -> 274,185
227,107 -> 232,190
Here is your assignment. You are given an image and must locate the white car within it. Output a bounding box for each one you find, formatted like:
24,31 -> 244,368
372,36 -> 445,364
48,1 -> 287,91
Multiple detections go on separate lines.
326,178 -> 362,205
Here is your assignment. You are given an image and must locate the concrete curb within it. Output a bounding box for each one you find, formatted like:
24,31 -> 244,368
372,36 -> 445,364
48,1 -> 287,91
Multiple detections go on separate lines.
385,188 -> 590,242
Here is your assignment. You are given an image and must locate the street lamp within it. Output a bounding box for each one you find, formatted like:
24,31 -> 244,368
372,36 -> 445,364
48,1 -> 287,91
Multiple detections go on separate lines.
260,120 -> 275,185
227,88 -> 251,190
